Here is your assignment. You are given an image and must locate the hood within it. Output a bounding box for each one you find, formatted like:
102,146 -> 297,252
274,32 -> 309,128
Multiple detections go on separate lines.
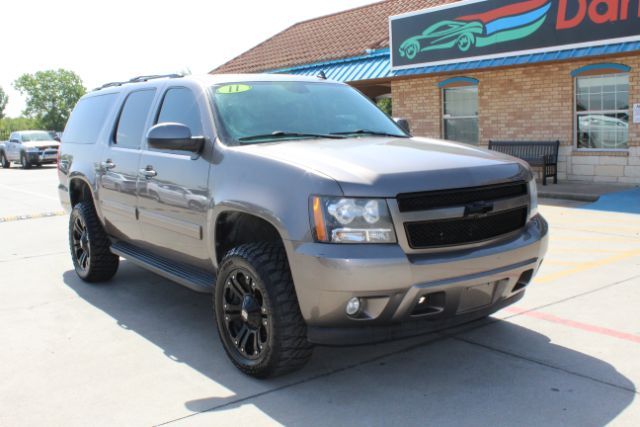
22,140 -> 60,149
236,137 -> 532,197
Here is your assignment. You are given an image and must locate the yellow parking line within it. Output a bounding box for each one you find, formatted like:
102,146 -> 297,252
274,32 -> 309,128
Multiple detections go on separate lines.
535,249 -> 640,284
0,211 -> 65,223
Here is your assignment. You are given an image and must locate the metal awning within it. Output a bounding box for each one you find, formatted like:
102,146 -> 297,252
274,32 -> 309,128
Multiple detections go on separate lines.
271,42 -> 640,82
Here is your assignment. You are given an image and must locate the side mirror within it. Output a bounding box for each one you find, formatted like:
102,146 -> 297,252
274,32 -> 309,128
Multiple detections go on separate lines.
393,117 -> 411,135
147,123 -> 204,153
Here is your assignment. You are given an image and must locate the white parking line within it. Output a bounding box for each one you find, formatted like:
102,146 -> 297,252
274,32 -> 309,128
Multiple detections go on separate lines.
0,183 -> 60,201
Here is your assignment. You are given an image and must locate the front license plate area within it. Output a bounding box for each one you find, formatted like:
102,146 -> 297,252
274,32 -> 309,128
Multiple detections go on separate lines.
457,282 -> 496,313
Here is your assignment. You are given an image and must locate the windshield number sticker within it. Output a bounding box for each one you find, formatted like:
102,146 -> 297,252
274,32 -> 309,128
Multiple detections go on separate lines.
217,84 -> 252,94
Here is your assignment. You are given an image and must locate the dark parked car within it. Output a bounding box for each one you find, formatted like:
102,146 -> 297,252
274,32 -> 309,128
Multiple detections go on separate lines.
58,74 -> 548,378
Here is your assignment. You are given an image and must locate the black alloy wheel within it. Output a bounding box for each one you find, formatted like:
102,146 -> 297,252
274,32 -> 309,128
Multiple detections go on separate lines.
71,214 -> 91,274
222,268 -> 269,360
69,202 -> 119,282
214,242 -> 313,378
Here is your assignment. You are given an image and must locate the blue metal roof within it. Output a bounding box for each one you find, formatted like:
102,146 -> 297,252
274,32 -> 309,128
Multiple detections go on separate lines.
271,42 -> 640,82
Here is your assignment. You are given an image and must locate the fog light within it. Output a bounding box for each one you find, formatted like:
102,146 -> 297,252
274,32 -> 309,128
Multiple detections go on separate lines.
345,297 -> 362,316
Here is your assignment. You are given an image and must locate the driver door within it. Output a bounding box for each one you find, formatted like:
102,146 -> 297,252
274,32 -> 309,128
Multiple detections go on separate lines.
137,86 -> 212,269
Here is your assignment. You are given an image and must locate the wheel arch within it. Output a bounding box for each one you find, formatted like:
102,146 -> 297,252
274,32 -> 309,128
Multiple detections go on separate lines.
68,175 -> 98,209
212,207 -> 291,268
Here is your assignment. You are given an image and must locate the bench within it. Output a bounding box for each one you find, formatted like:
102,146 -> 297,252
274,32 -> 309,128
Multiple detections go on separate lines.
488,140 -> 560,185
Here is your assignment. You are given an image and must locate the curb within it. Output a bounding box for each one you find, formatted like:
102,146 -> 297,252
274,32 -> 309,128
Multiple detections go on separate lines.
0,211 -> 66,223
538,192 -> 600,202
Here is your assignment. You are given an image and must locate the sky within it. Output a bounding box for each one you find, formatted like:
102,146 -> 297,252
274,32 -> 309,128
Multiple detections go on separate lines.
1,0 -> 374,118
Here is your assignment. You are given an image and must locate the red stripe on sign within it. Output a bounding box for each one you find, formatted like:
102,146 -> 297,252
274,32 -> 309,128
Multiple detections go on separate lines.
458,0 -> 549,23
505,307 -> 640,344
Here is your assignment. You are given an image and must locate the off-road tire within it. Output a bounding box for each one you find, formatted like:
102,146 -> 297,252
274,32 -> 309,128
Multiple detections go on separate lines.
20,153 -> 31,169
0,152 -> 10,168
69,201 -> 119,282
214,242 -> 313,378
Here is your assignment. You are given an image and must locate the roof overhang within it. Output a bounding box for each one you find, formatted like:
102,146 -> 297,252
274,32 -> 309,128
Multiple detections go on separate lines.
270,41 -> 640,83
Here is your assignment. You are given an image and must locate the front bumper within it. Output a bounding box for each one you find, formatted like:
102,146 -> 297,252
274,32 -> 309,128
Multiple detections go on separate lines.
25,150 -> 58,164
287,215 -> 548,345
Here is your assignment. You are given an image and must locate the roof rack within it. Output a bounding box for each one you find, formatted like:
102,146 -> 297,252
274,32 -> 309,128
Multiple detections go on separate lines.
93,73 -> 184,91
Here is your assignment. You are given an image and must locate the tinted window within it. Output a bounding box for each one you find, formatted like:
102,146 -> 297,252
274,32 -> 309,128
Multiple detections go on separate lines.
63,94 -> 117,144
115,90 -> 156,149
157,88 -> 203,135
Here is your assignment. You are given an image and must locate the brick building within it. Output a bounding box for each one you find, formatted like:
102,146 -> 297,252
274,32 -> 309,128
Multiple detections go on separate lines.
214,0 -> 640,184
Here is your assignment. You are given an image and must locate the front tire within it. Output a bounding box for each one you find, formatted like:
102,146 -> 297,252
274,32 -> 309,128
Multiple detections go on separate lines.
0,152 -> 10,168
69,202 -> 119,282
20,153 -> 32,169
214,242 -> 313,378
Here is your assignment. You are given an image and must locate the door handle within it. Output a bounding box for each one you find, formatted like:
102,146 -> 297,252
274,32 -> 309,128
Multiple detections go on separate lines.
100,160 -> 116,170
139,167 -> 157,179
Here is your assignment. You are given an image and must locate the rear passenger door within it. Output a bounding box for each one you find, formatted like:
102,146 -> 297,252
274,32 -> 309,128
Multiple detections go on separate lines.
98,89 -> 156,243
137,86 -> 211,268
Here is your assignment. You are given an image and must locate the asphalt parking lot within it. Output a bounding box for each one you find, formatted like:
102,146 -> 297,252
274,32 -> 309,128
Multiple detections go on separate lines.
1,166 -> 639,426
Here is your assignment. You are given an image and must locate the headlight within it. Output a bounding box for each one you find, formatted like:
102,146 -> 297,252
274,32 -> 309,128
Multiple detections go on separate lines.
311,196 -> 396,243
528,179 -> 538,219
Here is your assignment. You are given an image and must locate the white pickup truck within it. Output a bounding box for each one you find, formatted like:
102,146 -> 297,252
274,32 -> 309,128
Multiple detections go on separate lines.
0,130 -> 60,169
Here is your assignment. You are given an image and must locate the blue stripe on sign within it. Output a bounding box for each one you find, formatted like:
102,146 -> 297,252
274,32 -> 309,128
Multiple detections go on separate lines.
486,3 -> 551,35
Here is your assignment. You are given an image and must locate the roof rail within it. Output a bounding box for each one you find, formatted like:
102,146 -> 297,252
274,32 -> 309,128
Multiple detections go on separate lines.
93,73 -> 184,91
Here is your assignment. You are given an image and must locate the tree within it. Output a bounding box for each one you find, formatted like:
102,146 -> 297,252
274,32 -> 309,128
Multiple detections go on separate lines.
0,117 -> 41,141
13,69 -> 86,131
376,97 -> 392,116
0,86 -> 7,120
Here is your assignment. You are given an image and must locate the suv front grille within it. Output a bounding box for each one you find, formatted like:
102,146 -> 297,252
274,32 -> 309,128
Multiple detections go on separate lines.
404,207 -> 528,249
397,181 -> 528,212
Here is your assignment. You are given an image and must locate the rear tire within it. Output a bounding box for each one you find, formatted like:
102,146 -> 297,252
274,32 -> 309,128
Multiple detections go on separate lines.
20,153 -> 31,169
0,152 -> 10,168
69,201 -> 119,283
214,242 -> 313,378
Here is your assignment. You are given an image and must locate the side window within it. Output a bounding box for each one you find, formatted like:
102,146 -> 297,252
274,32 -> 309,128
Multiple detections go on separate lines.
575,73 -> 628,150
63,93 -> 118,144
156,88 -> 203,136
115,90 -> 156,149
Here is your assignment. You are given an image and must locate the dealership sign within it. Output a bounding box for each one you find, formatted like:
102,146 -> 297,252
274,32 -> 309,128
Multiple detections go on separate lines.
390,0 -> 640,70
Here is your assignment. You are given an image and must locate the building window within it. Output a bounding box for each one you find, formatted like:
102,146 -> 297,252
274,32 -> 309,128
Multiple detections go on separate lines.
443,85 -> 478,145
576,73 -> 629,150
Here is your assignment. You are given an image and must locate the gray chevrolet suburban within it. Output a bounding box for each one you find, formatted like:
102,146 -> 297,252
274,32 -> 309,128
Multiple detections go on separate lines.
58,74 -> 548,378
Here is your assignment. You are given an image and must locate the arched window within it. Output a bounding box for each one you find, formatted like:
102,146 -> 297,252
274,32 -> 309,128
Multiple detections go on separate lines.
439,77 -> 479,145
573,64 -> 630,150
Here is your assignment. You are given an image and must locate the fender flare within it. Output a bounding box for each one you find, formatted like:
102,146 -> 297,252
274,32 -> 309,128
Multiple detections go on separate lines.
208,203 -> 292,270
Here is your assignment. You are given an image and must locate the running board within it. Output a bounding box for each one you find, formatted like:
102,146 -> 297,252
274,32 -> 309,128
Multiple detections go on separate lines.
110,241 -> 215,293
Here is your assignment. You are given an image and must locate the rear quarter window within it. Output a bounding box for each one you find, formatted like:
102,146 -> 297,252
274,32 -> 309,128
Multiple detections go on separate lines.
63,93 -> 118,144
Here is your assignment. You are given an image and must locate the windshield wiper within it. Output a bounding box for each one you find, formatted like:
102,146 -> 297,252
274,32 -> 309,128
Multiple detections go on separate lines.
330,130 -> 409,138
238,131 -> 346,143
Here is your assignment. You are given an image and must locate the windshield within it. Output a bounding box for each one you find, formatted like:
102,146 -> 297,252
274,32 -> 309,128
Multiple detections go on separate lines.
211,81 -> 407,144
21,131 -> 53,142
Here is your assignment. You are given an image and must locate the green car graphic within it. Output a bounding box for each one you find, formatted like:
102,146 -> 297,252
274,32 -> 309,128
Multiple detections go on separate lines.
399,21 -> 485,60
399,12 -> 548,61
